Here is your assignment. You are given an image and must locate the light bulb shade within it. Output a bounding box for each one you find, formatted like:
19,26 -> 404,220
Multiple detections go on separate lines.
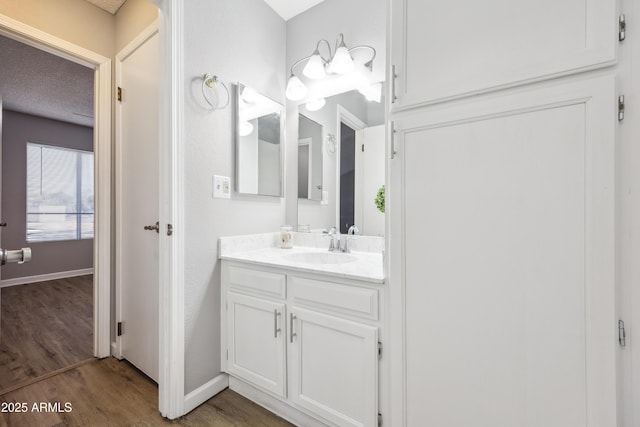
302,50 -> 326,80
305,98 -> 326,111
329,46 -> 354,74
239,121 -> 254,136
286,75 -> 308,101
241,86 -> 258,104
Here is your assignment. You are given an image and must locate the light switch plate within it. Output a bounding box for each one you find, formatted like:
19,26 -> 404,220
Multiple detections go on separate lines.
321,190 -> 329,205
213,175 -> 231,199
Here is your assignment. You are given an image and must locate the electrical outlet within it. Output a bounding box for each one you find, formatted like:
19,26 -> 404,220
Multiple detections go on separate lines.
213,175 -> 231,199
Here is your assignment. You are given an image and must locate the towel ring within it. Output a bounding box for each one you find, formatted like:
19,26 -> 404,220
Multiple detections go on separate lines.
202,73 -> 230,110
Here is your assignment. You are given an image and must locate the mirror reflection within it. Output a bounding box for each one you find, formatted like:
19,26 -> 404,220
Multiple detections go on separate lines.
298,115 -> 323,201
297,90 -> 385,236
235,83 -> 283,197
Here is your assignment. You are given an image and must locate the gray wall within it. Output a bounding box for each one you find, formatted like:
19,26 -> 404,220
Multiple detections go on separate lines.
183,0 -> 286,394
1,110 -> 94,280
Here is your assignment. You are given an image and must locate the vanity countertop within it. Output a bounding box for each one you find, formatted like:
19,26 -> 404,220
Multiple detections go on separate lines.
219,233 -> 384,284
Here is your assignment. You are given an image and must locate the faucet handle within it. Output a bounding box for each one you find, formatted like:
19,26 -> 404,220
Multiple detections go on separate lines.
347,225 -> 360,235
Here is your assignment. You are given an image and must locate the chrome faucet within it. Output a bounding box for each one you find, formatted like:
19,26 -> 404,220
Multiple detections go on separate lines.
325,227 -> 339,252
340,225 -> 359,253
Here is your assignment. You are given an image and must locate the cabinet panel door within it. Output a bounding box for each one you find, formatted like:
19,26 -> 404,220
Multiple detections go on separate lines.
390,0 -> 616,110
389,77 -> 616,426
289,307 -> 378,427
226,292 -> 286,397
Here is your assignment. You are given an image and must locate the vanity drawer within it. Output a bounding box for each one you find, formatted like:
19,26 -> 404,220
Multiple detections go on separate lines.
228,266 -> 286,299
289,276 -> 378,321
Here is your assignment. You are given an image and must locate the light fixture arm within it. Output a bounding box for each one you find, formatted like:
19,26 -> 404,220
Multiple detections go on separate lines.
289,38 -> 333,75
348,45 -> 377,71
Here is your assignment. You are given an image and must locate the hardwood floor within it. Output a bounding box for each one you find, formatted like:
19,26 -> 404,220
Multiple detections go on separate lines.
0,357 -> 294,426
0,275 -> 93,393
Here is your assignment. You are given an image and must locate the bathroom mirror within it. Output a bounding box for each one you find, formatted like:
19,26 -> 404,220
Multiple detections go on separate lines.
235,83 -> 283,197
298,115 -> 323,201
296,89 -> 385,236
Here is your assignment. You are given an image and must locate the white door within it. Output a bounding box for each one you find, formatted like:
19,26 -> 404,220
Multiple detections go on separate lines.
355,125 -> 385,236
116,30 -> 160,382
390,0 -> 617,109
289,307 -> 378,427
226,292 -> 286,397
389,76 -> 616,426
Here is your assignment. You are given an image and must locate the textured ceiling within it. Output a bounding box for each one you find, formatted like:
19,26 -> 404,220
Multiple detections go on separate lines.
85,0 -> 127,14
263,0 -> 326,20
0,34 -> 94,127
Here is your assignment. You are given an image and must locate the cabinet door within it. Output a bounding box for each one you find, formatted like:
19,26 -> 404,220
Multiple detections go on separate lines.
226,292 -> 286,397
390,0 -> 617,110
289,307 -> 378,427
388,76 -> 616,426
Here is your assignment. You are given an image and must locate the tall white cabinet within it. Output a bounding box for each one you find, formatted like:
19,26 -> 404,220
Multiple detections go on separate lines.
387,1 -> 622,426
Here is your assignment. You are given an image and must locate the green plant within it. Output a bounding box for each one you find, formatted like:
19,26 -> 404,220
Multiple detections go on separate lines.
375,185 -> 385,213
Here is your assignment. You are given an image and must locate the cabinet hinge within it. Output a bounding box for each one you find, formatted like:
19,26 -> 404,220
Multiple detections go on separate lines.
390,121 -> 397,159
619,14 -> 626,42
117,86 -> 123,102
618,95 -> 625,121
378,412 -> 383,427
378,341 -> 382,359
619,319 -> 626,347
117,321 -> 123,336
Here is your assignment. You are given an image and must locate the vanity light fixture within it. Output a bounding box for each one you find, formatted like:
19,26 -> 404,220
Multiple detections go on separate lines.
286,33 -> 376,101
305,98 -> 326,111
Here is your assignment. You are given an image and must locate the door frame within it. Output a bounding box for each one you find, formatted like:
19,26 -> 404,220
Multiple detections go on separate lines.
150,0 -> 186,419
114,21 -> 159,360
0,14 -> 112,359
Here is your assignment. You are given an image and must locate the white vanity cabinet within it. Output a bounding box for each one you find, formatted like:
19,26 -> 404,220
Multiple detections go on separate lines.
221,261 -> 384,427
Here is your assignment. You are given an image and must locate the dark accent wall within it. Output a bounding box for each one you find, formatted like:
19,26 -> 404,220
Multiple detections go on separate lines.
1,110 -> 94,280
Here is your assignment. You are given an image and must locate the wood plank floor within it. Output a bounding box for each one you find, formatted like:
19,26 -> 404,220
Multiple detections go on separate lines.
0,275 -> 93,393
0,357 -> 294,426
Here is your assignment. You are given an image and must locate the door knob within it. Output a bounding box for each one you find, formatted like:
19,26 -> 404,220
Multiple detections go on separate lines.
144,221 -> 160,233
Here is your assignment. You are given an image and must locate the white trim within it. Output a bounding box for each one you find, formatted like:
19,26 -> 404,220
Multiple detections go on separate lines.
0,13 -> 111,360
183,374 -> 229,414
0,268 -> 94,288
335,106 -> 367,231
229,376 -> 327,427
153,0 -> 186,419
114,18 -> 159,367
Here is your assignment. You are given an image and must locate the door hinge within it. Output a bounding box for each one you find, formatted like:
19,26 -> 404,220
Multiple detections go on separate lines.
619,319 -> 626,347
117,321 -> 123,336
378,412 -> 383,427
167,224 -> 173,236
378,341 -> 382,359
117,86 -> 123,102
619,14 -> 626,42
618,95 -> 625,121
362,144 -> 365,152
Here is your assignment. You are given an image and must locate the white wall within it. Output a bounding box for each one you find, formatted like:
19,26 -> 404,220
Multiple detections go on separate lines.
284,0 -> 386,228
182,0 -> 286,394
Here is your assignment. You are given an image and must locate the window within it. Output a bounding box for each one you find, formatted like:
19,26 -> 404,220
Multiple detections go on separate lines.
26,143 -> 94,242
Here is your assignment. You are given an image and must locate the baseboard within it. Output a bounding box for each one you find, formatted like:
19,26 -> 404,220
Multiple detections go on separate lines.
229,376 -> 326,427
0,268 -> 94,288
183,373 -> 229,415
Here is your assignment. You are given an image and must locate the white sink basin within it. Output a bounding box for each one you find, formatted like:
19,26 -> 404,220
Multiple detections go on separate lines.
284,251 -> 357,265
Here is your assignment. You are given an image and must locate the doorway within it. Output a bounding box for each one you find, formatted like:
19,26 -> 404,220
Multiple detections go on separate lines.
0,14 -> 112,364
